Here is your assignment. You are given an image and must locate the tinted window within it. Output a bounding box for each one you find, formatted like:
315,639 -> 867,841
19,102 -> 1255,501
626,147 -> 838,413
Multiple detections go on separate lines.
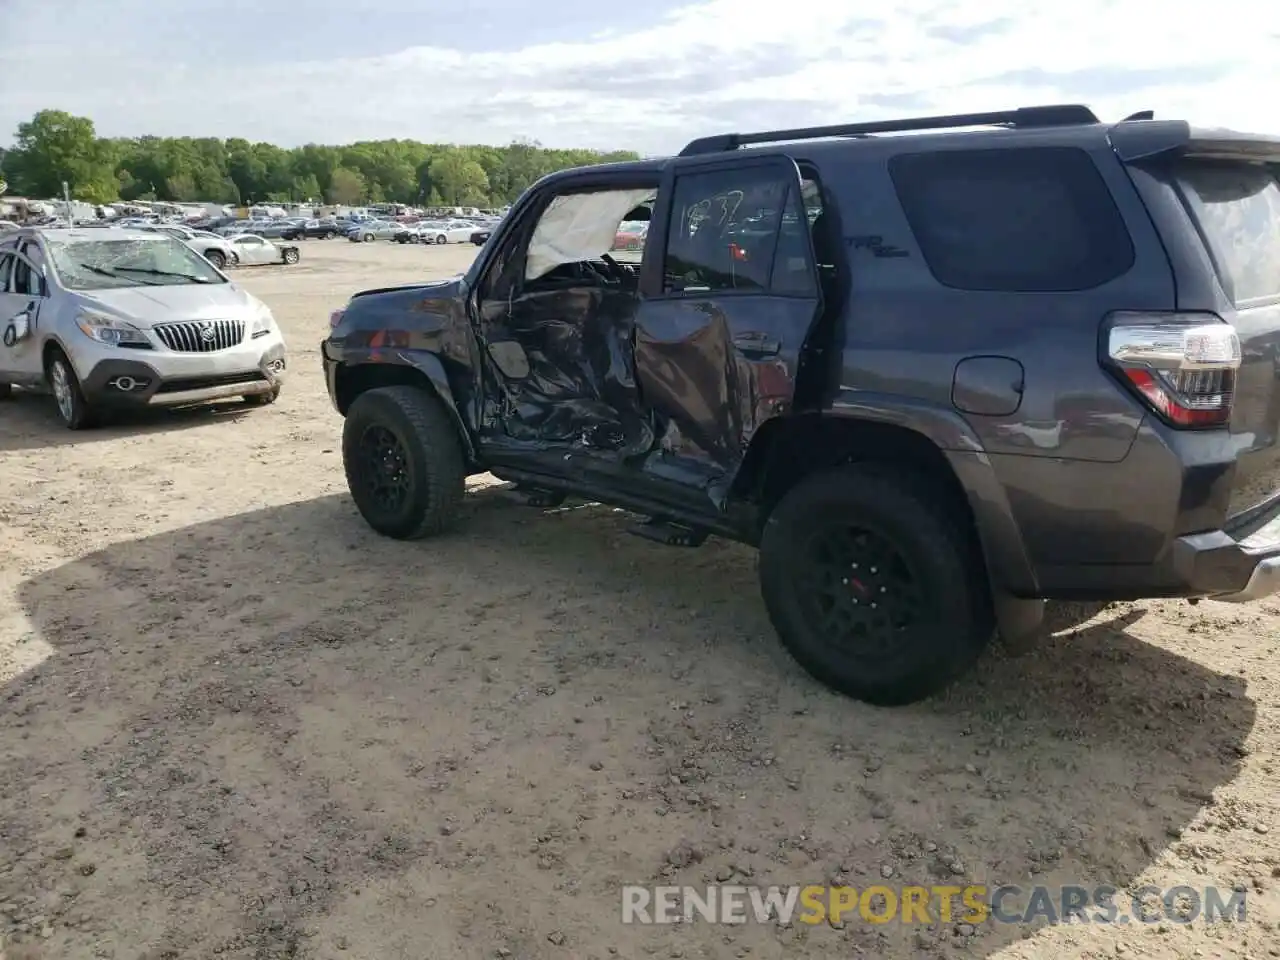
768,182 -> 819,296
11,248 -> 44,296
664,167 -> 792,294
889,147 -> 1135,292
1177,161 -> 1280,305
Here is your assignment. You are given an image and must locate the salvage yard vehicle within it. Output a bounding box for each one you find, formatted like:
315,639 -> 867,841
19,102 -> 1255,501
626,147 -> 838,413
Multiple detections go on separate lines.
281,219 -> 342,240
226,233 -> 301,266
0,227 -> 287,428
346,220 -> 400,243
322,105 -> 1280,706
135,223 -> 239,269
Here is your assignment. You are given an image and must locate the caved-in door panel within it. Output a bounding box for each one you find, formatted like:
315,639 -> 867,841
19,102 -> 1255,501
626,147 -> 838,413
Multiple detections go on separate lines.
634,296 -> 814,474
485,285 -> 652,449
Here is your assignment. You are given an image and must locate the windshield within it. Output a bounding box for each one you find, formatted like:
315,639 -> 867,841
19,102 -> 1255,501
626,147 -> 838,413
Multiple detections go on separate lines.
47,236 -> 227,290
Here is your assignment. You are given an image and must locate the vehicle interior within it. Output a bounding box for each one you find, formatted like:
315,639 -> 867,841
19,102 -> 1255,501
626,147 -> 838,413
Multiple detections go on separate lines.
474,185 -> 658,455
474,170 -> 839,464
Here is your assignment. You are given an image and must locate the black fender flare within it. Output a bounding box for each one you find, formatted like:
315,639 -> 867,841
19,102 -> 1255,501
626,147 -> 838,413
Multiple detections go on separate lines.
821,392 -> 1039,597
339,347 -> 476,463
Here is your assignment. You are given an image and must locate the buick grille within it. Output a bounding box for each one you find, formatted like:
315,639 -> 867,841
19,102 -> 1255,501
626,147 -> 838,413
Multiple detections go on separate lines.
154,319 -> 244,353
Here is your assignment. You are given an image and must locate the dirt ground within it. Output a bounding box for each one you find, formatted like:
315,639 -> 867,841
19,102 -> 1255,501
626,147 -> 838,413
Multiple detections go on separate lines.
1,239 -> 1278,960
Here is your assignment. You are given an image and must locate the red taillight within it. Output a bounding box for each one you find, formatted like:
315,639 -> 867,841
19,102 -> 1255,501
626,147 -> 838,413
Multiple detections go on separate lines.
329,308 -> 345,329
1105,312 -> 1240,429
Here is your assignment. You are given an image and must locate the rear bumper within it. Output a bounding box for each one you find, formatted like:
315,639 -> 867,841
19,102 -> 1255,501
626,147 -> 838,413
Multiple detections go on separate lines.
1215,556 -> 1280,602
1171,506 -> 1280,602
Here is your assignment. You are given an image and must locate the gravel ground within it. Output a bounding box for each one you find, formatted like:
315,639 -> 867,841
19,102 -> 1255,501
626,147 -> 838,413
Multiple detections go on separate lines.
1,239 -> 1278,960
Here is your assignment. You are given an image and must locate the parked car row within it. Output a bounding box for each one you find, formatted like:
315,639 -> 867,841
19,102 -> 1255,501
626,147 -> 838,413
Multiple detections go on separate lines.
392,219 -> 490,245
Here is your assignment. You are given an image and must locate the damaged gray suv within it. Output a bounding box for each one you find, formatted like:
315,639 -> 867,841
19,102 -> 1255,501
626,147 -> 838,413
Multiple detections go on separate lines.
322,104 -> 1280,706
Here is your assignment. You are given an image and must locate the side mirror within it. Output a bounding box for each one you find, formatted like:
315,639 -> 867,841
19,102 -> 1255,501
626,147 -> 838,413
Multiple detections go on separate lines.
3,312 -> 31,347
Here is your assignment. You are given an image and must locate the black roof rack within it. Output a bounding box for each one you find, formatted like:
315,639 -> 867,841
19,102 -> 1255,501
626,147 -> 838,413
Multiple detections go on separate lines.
677,104 -> 1100,157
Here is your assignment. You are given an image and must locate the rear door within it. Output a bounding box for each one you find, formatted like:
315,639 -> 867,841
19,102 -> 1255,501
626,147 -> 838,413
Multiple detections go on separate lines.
1152,154 -> 1280,521
634,152 -> 823,504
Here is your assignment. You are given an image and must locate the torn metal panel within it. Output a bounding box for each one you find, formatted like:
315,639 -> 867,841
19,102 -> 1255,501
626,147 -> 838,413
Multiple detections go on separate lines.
633,295 -> 820,500
481,284 -> 653,455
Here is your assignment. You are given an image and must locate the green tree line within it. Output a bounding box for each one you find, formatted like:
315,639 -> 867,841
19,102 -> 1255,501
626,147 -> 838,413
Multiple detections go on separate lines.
1,110 -> 643,208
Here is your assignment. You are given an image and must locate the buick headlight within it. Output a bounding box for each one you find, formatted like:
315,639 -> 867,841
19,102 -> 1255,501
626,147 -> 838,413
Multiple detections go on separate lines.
75,310 -> 149,347
250,307 -> 275,339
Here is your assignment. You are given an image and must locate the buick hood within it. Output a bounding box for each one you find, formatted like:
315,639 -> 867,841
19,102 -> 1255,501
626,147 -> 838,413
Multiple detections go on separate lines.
76,282 -> 261,327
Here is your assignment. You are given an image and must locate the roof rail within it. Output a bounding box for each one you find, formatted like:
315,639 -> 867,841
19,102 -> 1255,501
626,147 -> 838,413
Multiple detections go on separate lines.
1122,110 -> 1154,121
676,104 -> 1100,157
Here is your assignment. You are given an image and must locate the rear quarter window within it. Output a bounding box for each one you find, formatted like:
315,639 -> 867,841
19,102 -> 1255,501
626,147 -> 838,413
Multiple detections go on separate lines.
888,146 -> 1136,292
1176,161 -> 1280,306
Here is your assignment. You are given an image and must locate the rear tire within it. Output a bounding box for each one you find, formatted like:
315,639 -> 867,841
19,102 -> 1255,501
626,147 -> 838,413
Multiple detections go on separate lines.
758,463 -> 992,706
342,386 -> 466,540
204,249 -> 227,269
46,349 -> 97,430
0,382 -> 11,400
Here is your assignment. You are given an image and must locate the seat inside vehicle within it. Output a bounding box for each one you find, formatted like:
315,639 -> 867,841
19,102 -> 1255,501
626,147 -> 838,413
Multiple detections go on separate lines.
478,188 -> 657,455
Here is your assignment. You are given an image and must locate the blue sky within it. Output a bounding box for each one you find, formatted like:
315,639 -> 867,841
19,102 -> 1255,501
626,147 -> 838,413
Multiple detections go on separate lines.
2,0 -> 1277,154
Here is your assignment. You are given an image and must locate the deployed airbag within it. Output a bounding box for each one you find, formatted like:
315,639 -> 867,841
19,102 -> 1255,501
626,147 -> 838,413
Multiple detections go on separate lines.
525,188 -> 655,282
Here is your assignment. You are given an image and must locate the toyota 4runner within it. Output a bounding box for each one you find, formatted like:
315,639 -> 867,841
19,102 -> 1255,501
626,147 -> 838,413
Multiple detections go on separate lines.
322,104 -> 1280,706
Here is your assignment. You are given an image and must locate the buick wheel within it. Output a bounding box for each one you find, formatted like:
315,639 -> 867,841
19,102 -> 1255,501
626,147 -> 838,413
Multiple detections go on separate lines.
47,350 -> 97,430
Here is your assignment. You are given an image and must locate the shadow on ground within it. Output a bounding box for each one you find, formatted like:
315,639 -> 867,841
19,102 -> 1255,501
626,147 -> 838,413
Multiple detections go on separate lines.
1,488 -> 1255,959
0,391 -> 255,452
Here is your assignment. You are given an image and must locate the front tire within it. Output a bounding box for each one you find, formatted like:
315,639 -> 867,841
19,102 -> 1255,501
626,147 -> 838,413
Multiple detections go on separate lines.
46,349 -> 97,430
758,464 -> 992,706
363,233 -> 375,243
0,382 -> 12,400
282,248 -> 299,264
204,249 -> 227,269
342,386 -> 466,540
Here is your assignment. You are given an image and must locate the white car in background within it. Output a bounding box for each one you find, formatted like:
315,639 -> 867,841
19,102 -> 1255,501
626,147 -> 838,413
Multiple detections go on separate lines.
225,234 -> 301,266
0,227 -> 287,429
136,223 -> 239,270
411,219 -> 477,244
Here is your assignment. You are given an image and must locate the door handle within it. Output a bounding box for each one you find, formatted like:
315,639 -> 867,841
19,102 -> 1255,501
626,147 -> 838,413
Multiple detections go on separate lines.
733,332 -> 781,357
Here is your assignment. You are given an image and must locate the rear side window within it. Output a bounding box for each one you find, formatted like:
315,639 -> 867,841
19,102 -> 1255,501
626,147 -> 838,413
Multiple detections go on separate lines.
1176,162 -> 1280,306
889,147 -> 1135,292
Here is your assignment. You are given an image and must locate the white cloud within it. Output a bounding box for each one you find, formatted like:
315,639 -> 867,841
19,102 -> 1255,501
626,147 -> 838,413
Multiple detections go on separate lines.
2,0 -> 1277,153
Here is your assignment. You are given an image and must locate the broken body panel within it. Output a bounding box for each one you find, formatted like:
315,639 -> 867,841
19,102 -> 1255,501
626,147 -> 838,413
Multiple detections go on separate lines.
336,154 -> 827,532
